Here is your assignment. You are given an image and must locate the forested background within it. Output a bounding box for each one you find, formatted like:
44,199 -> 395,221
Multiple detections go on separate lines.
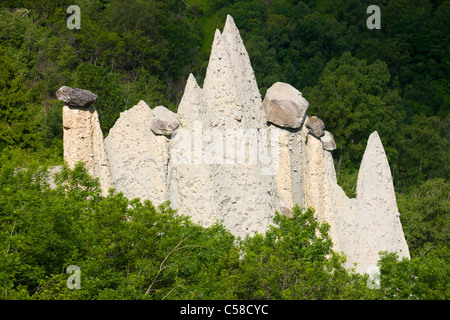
0,0 -> 448,299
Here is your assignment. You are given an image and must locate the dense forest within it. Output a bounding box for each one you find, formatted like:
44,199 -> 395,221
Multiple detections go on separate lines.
0,0 -> 448,299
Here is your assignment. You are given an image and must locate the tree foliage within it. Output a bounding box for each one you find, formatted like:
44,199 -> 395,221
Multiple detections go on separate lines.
0,0 -> 448,300
234,206 -> 373,299
0,48 -> 42,152
0,159 -> 239,299
304,52 -> 402,166
397,178 -> 450,257
0,160 -> 447,299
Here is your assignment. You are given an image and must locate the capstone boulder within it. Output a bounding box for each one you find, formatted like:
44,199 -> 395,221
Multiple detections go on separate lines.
56,86 -> 98,108
321,130 -> 337,151
262,82 -> 309,129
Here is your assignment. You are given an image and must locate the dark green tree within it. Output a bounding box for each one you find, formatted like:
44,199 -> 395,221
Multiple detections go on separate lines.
234,205 -> 373,299
397,115 -> 450,184
378,250 -> 449,300
0,48 -> 42,152
397,178 -> 450,257
303,52 -> 403,168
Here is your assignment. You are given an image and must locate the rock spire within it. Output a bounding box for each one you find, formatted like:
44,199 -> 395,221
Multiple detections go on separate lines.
56,86 -> 113,196
58,15 -> 410,274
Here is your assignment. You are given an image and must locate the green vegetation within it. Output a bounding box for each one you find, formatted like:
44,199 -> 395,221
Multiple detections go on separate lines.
0,0 -> 448,299
0,160 -> 447,299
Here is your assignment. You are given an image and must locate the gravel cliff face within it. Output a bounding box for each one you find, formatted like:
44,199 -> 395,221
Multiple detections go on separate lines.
60,15 -> 410,273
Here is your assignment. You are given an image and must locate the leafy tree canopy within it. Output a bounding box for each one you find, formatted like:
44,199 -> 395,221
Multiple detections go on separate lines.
0,0 -> 448,300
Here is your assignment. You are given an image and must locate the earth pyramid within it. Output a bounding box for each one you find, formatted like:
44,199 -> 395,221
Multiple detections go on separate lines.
58,15 -> 410,274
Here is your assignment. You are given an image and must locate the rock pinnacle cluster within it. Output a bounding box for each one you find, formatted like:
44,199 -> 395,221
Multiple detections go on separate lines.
57,15 -> 410,273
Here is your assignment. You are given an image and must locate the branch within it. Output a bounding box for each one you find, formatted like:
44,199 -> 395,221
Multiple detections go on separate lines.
162,283 -> 179,300
333,83 -> 339,101
144,235 -> 191,295
4,219 -> 17,256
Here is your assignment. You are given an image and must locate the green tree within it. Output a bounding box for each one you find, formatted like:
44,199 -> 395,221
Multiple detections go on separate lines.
234,205 -> 373,299
0,0 -> 71,20
2,157 -> 446,300
398,115 -> 450,184
303,52 -> 403,168
0,159 -> 240,299
73,63 -> 125,135
0,48 -> 42,152
378,249 -> 449,300
397,178 -> 450,257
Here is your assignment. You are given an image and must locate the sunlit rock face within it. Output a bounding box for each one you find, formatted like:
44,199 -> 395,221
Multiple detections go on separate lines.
59,15 -> 410,274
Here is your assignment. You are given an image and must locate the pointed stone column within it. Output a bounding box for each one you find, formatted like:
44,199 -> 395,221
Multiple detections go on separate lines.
56,86 -> 114,196
304,128 -> 410,273
167,15 -> 281,238
353,131 -> 411,270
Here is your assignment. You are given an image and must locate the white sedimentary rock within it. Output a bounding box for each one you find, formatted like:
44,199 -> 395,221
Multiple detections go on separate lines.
305,130 -> 410,273
60,15 -> 410,273
353,131 -> 411,271
168,15 -> 281,238
104,101 -> 170,204
61,104 -> 113,196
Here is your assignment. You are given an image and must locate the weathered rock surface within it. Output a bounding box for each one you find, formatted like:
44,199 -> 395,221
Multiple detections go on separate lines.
353,132 -> 410,271
280,206 -> 293,218
263,82 -> 309,129
320,130 -> 337,151
273,125 -> 306,210
46,165 -> 62,189
56,86 -> 97,108
199,15 -> 266,130
60,15 -> 410,273
168,15 -> 280,238
60,97 -> 113,196
104,101 -> 170,204
305,116 -> 325,138
150,106 -> 179,136
305,130 -> 410,273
